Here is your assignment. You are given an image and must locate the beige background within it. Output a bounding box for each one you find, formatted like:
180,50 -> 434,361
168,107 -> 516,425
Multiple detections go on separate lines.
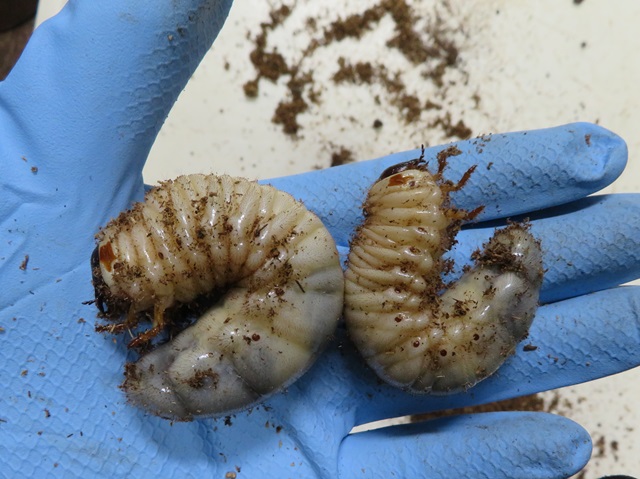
36,1 -> 640,477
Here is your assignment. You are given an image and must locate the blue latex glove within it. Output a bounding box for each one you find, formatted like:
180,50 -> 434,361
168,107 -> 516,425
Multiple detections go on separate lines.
1,2 -> 639,478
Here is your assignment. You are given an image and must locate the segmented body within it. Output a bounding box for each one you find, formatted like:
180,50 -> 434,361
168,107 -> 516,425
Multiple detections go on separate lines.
92,174 -> 344,419
344,159 -> 543,393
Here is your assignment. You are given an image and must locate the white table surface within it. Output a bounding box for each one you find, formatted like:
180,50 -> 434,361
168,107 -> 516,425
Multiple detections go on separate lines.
36,2 -> 640,477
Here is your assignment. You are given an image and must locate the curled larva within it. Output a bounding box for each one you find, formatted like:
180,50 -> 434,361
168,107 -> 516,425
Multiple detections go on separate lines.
344,155 -> 543,394
91,174 -> 344,420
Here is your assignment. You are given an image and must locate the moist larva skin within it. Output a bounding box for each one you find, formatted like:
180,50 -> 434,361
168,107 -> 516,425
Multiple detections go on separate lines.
344,159 -> 543,394
92,174 -> 344,420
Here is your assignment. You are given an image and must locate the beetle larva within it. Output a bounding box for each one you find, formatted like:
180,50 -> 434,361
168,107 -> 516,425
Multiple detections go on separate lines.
344,153 -> 543,394
91,174 -> 344,420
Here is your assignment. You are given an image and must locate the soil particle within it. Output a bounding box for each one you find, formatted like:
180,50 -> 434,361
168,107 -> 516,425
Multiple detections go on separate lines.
330,146 -> 355,167
244,0 -> 474,144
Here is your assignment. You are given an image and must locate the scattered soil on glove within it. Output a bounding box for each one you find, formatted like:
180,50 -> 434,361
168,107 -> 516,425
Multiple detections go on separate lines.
243,0 -> 475,166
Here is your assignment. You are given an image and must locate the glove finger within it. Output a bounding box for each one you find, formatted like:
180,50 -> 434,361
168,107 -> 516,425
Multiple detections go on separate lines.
349,286 -> 640,424
264,122 -> 626,248
451,194 -> 640,304
338,412 -> 591,479
0,0 -> 233,217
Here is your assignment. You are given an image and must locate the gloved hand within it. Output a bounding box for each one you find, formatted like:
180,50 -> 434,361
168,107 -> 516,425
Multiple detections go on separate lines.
2,1 -> 639,478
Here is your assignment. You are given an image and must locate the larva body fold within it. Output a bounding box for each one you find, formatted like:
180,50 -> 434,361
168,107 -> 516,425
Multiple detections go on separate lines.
344,158 -> 543,394
92,174 -> 344,420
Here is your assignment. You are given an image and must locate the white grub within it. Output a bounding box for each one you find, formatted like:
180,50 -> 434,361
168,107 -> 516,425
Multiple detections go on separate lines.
344,155 -> 543,394
92,174 -> 344,420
